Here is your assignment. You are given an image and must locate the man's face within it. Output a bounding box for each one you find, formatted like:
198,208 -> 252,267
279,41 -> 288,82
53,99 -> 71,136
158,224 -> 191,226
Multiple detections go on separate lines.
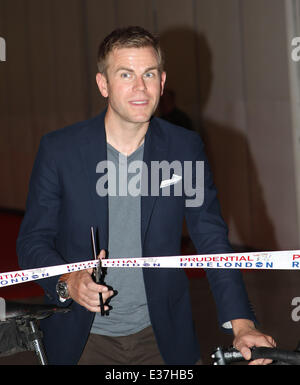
96,46 -> 166,127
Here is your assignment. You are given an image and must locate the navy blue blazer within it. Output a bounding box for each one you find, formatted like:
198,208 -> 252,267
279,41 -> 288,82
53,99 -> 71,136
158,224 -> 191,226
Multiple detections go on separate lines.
17,110 -> 255,365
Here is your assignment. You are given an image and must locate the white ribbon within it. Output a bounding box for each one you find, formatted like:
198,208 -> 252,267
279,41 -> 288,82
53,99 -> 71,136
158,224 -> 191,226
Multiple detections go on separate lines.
1,250 -> 300,288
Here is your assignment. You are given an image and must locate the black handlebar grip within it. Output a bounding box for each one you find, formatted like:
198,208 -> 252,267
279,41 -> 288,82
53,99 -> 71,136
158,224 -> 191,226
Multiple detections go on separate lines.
251,347 -> 300,365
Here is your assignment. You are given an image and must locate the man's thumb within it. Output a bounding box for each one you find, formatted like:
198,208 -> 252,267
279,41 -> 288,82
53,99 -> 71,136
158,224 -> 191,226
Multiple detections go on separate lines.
240,346 -> 252,361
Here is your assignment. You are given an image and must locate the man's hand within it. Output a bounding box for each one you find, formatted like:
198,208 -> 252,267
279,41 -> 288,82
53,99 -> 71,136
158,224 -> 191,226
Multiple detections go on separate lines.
60,249 -> 114,312
232,319 -> 276,365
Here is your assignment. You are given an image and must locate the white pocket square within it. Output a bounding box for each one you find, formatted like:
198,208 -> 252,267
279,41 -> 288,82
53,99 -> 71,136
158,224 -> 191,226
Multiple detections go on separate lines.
160,174 -> 182,188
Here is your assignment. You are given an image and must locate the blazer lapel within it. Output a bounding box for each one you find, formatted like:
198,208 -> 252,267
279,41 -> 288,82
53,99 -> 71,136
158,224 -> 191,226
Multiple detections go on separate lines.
79,111 -> 109,251
141,118 -> 168,248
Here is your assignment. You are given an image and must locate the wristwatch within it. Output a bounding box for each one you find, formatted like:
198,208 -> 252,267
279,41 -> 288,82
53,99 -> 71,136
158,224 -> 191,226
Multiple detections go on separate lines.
56,280 -> 70,302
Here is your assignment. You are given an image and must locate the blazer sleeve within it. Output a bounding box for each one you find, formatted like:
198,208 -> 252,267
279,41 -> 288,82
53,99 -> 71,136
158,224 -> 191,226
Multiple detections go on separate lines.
16,135 -> 71,306
184,134 -> 257,331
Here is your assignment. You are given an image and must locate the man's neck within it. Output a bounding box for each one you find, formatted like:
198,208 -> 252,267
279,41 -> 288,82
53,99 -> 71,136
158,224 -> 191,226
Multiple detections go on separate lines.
104,115 -> 149,156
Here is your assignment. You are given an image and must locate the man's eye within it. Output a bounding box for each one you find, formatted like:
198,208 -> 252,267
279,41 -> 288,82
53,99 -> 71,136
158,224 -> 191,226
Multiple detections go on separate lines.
120,73 -> 131,79
144,72 -> 154,78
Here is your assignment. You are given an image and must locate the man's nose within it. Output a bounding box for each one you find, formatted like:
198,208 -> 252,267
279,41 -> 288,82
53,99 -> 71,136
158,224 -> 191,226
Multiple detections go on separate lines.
133,76 -> 146,91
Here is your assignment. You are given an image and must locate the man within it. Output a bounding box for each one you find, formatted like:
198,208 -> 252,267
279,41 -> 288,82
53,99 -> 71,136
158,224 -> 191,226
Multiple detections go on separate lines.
17,26 -> 275,365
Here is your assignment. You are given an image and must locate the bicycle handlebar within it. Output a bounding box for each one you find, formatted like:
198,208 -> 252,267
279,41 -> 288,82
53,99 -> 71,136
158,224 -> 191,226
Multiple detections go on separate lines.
212,346 -> 300,365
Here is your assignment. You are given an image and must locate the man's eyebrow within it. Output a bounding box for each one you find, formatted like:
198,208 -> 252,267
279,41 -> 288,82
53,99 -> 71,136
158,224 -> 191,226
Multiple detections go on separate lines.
115,67 -> 134,73
143,66 -> 160,72
115,66 -> 160,73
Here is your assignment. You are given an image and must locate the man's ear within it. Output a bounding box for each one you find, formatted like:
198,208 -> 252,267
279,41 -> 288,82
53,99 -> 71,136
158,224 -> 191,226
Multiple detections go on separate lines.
160,71 -> 167,96
96,72 -> 109,98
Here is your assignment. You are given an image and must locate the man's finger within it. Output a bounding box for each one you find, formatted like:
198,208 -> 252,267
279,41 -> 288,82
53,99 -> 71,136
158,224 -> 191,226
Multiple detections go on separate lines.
249,358 -> 272,365
238,346 -> 252,361
98,249 -> 106,259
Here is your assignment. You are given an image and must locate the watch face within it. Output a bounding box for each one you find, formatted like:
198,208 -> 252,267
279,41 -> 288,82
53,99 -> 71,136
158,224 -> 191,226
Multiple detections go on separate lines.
57,281 -> 69,299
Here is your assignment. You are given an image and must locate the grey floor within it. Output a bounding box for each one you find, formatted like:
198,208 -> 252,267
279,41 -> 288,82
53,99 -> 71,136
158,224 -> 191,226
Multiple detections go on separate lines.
0,269 -> 299,365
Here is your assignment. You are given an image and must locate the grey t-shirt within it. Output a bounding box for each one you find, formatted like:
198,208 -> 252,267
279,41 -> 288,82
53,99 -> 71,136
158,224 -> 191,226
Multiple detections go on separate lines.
91,143 -> 151,336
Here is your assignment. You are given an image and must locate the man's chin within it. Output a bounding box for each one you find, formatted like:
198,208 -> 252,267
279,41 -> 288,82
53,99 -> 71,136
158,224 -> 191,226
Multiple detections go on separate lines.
127,113 -> 154,124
